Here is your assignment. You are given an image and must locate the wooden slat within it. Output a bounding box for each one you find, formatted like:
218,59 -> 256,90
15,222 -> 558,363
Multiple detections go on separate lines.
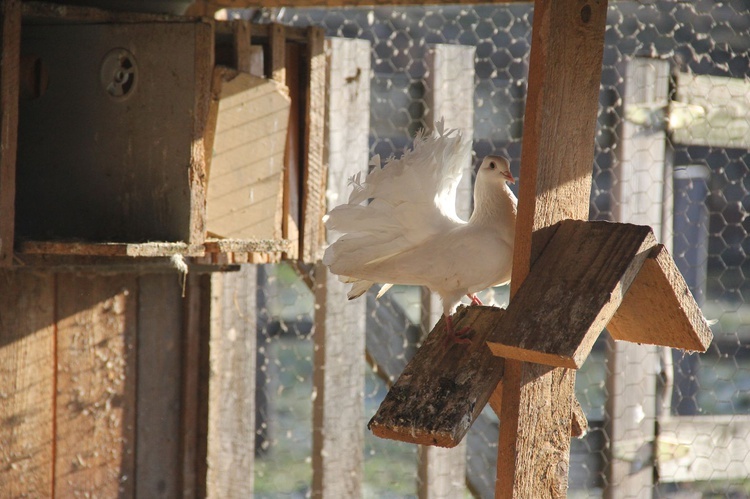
671,72 -> 750,149
17,240 -> 206,257
206,266 -> 257,497
190,21 -> 213,246
22,0 -> 190,22
0,0 -> 20,266
609,244 -> 712,351
300,27 -> 327,263
486,221 -> 657,368
658,415 -> 750,482
493,0 -> 608,495
205,67 -> 290,240
0,271 -> 55,496
54,274 -> 137,497
369,306 -> 506,447
310,37 -> 370,498
232,20 -> 252,73
136,275 -> 184,498
606,57 -> 670,498
203,237 -> 291,254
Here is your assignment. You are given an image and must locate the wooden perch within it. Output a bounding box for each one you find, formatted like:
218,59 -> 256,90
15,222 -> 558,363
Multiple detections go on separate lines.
486,219 -> 713,369
368,306 -> 506,448
368,306 -> 588,448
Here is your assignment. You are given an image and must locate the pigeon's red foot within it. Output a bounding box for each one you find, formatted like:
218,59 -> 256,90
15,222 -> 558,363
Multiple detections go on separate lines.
445,314 -> 472,345
467,293 -> 483,306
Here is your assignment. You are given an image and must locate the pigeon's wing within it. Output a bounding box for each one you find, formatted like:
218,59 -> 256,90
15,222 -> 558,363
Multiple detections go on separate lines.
323,121 -> 471,279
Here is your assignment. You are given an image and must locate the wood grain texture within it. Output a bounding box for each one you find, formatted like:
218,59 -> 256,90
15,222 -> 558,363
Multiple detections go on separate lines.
136,275 -> 184,498
0,0 -> 20,265
313,264 -> 366,497
606,57 -> 669,498
369,306 -> 506,448
190,21 -> 213,246
54,274 -> 137,498
487,220 -> 657,368
206,68 -> 290,240
609,244 -> 712,351
311,37 -> 369,497
495,0 -> 608,495
0,271 -> 55,497
206,266 -> 257,498
17,240 -> 206,258
301,27 -> 327,263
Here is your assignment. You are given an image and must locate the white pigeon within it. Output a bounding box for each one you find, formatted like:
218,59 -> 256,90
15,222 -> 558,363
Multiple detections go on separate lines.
322,121 -> 517,338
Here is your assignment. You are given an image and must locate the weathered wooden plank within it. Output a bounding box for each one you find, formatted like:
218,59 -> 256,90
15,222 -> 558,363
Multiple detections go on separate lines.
310,36 -> 370,498
0,271 -> 55,497
190,21 -> 213,247
54,274 -> 137,497
136,275 -> 183,498
206,266 -> 257,498
22,0 -> 189,22
671,72 -> 750,149
369,306 -> 506,447
609,245 -> 712,351
17,240 -> 206,258
486,220 -> 657,368
658,415 -> 750,482
606,57 -> 669,498
301,27 -> 327,263
0,0 -> 20,266
206,67 -> 290,240
493,0 -> 608,495
203,237 -> 291,254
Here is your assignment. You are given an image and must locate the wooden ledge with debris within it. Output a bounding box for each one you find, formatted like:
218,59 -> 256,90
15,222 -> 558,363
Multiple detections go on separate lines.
368,305 -> 588,448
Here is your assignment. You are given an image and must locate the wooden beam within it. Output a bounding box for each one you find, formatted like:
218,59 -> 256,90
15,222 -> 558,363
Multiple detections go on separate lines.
486,220 -> 657,369
0,0 -> 20,266
206,266 -> 257,497
310,36 -> 370,498
0,271 -> 55,497
493,0 -> 608,495
136,275 -> 184,498
605,56 -> 670,498
300,26 -> 327,263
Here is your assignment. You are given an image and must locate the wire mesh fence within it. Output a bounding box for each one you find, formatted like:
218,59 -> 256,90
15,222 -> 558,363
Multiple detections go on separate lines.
237,1 -> 750,497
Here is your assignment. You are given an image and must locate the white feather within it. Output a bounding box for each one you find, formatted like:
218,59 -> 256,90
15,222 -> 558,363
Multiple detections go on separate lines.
323,121 -> 517,318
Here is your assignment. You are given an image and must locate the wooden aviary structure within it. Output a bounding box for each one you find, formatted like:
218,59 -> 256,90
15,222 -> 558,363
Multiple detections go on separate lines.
369,0 -> 713,496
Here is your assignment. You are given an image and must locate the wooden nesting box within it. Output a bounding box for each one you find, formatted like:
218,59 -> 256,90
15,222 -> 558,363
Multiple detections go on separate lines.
16,20 -> 213,253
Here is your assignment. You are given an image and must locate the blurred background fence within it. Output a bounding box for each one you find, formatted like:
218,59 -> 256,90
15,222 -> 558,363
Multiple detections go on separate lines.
213,2 -> 750,497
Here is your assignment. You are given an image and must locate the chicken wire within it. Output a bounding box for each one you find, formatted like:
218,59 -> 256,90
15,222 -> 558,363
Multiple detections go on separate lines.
242,2 -> 750,497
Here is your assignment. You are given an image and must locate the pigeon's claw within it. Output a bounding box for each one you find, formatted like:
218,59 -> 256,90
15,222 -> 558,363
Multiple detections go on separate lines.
467,293 -> 483,306
445,314 -> 473,345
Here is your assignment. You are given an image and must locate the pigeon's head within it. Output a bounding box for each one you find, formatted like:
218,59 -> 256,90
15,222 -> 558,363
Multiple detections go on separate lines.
477,155 -> 514,186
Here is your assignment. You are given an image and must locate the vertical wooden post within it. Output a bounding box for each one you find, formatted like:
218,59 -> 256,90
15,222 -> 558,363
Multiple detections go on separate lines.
0,0 -> 20,266
206,266 -> 258,498
0,271 -> 55,497
494,0 -> 608,496
417,43 -> 475,499
606,57 -> 670,497
311,37 -> 370,498
137,274 -> 185,498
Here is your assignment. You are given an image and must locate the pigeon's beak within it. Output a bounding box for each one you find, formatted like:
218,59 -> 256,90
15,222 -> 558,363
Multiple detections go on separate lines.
503,171 -> 516,184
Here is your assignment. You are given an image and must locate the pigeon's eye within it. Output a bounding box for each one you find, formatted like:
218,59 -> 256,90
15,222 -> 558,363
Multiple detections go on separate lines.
489,161 -> 496,170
